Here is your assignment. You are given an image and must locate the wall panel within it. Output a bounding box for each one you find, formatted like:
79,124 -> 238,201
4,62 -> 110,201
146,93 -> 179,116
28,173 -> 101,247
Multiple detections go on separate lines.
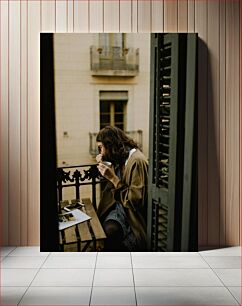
41,0 -> 56,31
240,0 -> 242,247
9,0 -> 21,245
90,1 -> 103,32
120,0 -> 132,32
67,0 -> 74,32
219,0 -> 226,246
132,0 -> 138,32
74,0 -> 89,32
207,0 -> 220,246
0,0 -> 240,247
41,0 -> 56,32
151,0 -> 164,33
164,0 -> 178,32
188,0 -> 195,32
56,0 -> 67,32
0,0 -> 9,245
195,0 -> 208,247
225,0 -> 240,245
104,1 -> 119,32
137,1 -> 151,32
178,0 -> 188,32
20,0 -> 28,245
27,1 -> 41,245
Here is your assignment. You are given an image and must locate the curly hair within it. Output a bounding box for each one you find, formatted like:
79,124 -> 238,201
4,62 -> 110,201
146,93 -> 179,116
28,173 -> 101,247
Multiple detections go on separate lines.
96,126 -> 138,166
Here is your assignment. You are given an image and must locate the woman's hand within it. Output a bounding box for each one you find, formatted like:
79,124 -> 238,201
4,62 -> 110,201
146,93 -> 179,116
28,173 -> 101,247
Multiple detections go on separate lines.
96,154 -> 103,163
97,163 -> 120,188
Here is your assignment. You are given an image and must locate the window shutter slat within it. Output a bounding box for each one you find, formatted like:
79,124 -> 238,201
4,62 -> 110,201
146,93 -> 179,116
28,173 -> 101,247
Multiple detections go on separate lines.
148,33 -> 197,252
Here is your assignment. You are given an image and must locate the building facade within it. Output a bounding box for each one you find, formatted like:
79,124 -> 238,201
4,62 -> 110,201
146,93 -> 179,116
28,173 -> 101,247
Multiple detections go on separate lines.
54,33 -> 150,201
54,33 -> 150,167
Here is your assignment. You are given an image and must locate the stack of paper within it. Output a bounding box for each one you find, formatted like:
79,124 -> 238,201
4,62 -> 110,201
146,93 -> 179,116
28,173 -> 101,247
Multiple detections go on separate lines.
58,209 -> 91,231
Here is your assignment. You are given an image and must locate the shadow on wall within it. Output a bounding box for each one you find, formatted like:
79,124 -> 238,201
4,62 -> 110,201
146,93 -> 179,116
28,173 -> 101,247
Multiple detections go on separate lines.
198,38 -> 220,249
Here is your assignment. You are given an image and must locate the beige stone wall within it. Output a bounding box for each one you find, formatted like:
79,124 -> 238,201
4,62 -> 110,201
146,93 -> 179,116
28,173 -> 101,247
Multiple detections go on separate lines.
54,33 -> 150,201
54,33 -> 150,164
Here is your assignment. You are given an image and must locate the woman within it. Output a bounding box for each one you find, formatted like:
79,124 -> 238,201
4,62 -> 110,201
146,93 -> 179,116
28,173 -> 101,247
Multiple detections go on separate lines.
96,126 -> 148,251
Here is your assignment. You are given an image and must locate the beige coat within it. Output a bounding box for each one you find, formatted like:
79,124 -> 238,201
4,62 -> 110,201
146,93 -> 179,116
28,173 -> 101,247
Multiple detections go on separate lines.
97,149 -> 148,250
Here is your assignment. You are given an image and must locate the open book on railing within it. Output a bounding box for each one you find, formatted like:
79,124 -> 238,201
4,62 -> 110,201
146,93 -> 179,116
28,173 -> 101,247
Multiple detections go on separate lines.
58,209 -> 91,231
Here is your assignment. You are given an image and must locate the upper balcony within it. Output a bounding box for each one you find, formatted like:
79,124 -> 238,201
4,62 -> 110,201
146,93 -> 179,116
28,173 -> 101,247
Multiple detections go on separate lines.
90,46 -> 139,77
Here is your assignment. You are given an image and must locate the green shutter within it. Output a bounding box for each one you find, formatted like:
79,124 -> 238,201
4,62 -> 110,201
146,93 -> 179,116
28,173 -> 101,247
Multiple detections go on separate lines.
148,33 -> 197,252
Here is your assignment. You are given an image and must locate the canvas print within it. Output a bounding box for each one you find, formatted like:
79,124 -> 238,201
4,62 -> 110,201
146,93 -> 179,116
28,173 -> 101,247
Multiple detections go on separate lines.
41,33 -> 197,252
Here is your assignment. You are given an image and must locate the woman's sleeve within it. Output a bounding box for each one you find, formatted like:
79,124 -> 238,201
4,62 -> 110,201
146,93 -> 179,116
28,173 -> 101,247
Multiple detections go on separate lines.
113,160 -> 148,211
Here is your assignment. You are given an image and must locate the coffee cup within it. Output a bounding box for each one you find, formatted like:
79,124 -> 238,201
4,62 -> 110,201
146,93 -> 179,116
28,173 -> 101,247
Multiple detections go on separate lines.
102,161 -> 112,167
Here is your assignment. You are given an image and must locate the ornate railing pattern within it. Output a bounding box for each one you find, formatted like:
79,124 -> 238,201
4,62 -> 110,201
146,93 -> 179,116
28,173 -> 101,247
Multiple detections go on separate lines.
90,46 -> 139,76
57,164 -> 104,211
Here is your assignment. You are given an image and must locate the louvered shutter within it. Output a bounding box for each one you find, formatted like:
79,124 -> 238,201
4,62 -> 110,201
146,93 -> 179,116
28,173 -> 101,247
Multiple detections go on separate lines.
147,33 -> 197,252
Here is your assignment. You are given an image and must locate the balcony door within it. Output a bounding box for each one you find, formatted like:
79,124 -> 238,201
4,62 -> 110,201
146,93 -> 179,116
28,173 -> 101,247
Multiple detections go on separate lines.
99,34 -> 125,52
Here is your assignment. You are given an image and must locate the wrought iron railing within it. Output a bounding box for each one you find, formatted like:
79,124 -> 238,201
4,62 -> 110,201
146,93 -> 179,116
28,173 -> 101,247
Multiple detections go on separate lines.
57,164 -> 104,211
90,46 -> 139,76
89,130 -> 143,157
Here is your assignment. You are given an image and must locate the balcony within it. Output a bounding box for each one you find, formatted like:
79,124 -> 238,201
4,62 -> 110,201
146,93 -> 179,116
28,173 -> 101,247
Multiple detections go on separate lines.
57,164 -> 104,211
89,130 -> 143,157
90,46 -> 139,76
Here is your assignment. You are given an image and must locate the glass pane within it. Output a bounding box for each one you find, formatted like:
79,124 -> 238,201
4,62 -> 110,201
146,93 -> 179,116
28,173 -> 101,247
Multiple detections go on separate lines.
113,34 -> 123,47
100,101 -> 110,113
100,123 -> 107,130
100,114 -> 110,125
99,34 -> 109,47
116,124 -> 124,130
115,101 -> 124,113
115,114 -> 123,124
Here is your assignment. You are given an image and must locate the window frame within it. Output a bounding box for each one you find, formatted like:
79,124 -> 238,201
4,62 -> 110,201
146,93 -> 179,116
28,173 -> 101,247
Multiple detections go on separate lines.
99,99 -> 127,131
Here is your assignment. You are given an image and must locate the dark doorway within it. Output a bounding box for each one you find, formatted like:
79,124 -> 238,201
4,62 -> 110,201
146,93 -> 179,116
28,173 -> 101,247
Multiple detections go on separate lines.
40,34 -> 59,251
